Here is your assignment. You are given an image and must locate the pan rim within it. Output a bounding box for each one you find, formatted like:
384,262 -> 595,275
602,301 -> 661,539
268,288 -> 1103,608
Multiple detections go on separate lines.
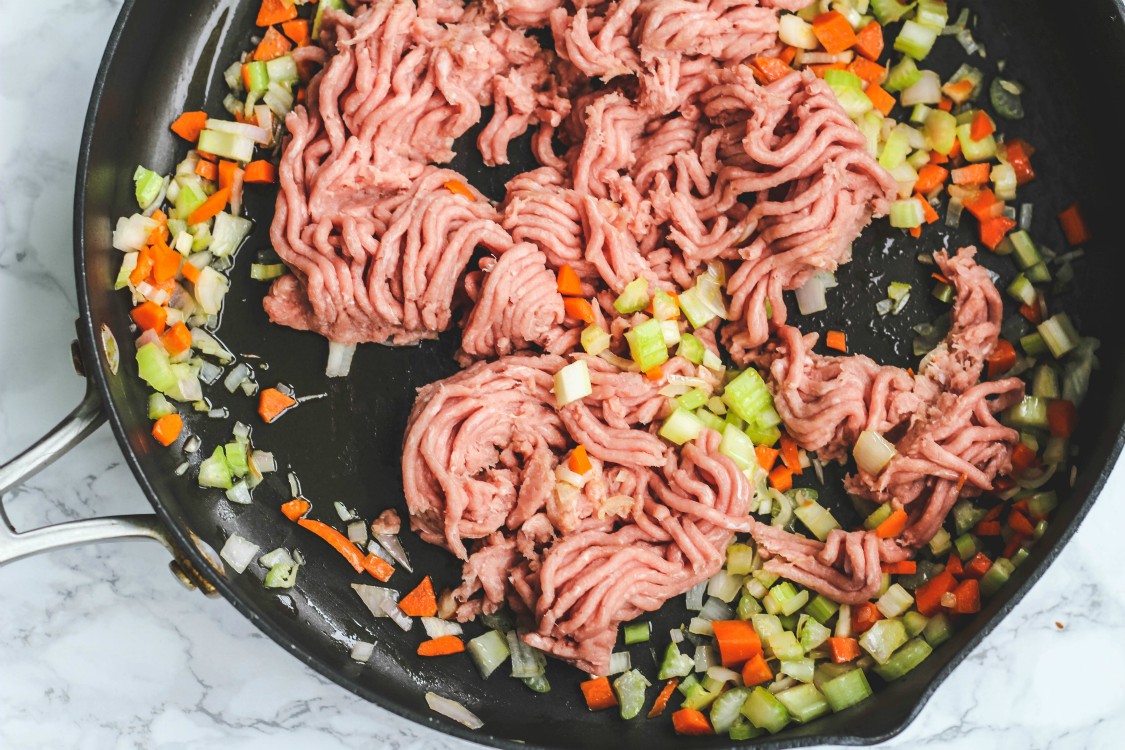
71,1 -> 1125,748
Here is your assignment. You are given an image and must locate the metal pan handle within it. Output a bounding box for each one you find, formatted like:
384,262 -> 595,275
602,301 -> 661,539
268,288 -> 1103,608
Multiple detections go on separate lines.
0,343 -> 214,594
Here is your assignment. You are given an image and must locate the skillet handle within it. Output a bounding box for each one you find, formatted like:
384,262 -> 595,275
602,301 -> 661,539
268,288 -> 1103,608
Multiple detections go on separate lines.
0,357 -> 215,594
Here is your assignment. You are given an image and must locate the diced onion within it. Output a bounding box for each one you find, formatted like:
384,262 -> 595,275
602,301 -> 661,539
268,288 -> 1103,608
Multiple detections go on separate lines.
685,582 -> 707,611
347,521 -> 367,545
900,70 -> 942,107
554,360 -> 592,407
794,274 -> 828,315
422,617 -> 464,639
223,363 -> 252,393
425,692 -> 483,730
374,533 -> 413,573
350,641 -> 375,663
779,14 -> 818,49
854,430 -> 897,475
112,214 -> 159,252
351,583 -> 400,619
219,533 -> 259,574
225,481 -> 252,505
259,547 -> 295,568
607,651 -> 632,675
326,341 -> 357,378
693,643 -> 718,671
205,117 -> 271,145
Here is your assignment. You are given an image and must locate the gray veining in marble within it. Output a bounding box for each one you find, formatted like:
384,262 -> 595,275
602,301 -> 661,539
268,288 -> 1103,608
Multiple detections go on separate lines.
0,1 -> 1122,748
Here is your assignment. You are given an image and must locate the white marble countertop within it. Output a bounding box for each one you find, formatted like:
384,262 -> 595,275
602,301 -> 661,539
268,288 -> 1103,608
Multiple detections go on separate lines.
1,2 -> 1123,749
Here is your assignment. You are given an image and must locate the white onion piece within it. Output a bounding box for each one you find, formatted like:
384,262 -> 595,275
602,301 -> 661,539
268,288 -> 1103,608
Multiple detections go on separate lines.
135,328 -> 161,349
374,533 -> 413,573
112,214 -> 159,252
685,582 -> 706,611
229,167 -> 245,217
693,643 -> 718,671
251,450 -> 276,473
326,341 -> 357,378
607,651 -> 632,675
350,641 -> 375,663
347,521 -> 367,545
205,117 -> 271,144
426,693 -> 483,730
901,71 -> 943,106
706,665 -> 741,685
254,104 -> 274,136
351,583 -> 399,619
223,363 -> 252,393
854,430 -> 897,475
225,481 -> 252,505
220,533 -> 259,574
380,597 -> 413,631
421,617 -> 464,639
334,501 -> 356,522
259,547 -> 295,568
794,275 -> 827,315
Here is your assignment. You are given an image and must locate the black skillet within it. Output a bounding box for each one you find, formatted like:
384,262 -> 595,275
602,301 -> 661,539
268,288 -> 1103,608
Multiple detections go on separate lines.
0,0 -> 1123,747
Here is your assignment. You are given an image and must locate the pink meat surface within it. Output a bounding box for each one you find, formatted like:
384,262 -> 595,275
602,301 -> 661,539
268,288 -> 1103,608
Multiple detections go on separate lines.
402,354 -> 751,674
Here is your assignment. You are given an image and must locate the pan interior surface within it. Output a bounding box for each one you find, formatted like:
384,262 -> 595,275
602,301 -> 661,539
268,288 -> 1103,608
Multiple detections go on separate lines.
76,1 -> 1125,747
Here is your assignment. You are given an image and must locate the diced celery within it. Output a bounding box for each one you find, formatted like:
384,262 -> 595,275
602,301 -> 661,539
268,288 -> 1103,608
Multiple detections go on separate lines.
910,104 -> 932,124
554,360 -> 592,407
115,253 -> 138,290
922,612 -> 953,647
243,60 -> 269,93
709,687 -> 751,734
1007,274 -> 1036,306
889,198 -> 925,228
251,263 -> 287,281
952,500 -> 987,536
581,325 -> 611,356
825,70 -> 864,90
752,613 -> 783,645
696,409 -> 726,433
741,687 -> 791,734
1028,490 -> 1058,517
865,503 -> 894,530
614,277 -> 650,314
820,668 -> 873,711
136,343 -> 177,393
1007,231 -> 1041,269
623,622 -> 650,645
681,681 -> 720,711
793,497 -> 841,542
956,123 -> 997,162
895,20 -> 939,59
678,277 -> 726,328
174,178 -> 208,220
265,55 -> 298,84
780,658 -> 815,684
805,594 -> 839,625
264,562 -> 299,588
859,111 -> 883,157
885,57 -> 922,93
1005,395 -> 1049,430
1043,435 -> 1068,465
660,407 -> 705,445
775,683 -> 829,723
859,618 -> 908,664
876,584 -> 915,618
763,582 -> 803,616
870,0 -> 914,23
726,543 -> 756,576
721,368 -> 773,425
873,638 -> 932,681
209,212 -> 253,257
1021,331 -> 1049,357
134,166 -> 164,209
799,617 -> 831,652
768,630 -> 804,661
467,630 -> 510,678
834,87 -> 875,119
676,332 -> 705,364
224,441 -> 249,478
313,0 -> 348,37
915,0 -> 949,29
197,129 -> 256,163
1038,313 -> 1080,358
903,610 -> 929,637
728,717 -> 762,741
658,643 -> 696,680
625,319 -> 669,371
924,109 -> 958,155
678,387 -> 709,411
198,446 -> 233,490
719,423 -> 757,472
1031,365 -> 1061,399
148,393 -> 177,419
613,669 -> 649,720
928,527 -> 952,557
992,163 -> 1018,201
980,557 -> 1016,596
737,593 -> 763,620
879,126 -> 913,170
954,532 -> 979,561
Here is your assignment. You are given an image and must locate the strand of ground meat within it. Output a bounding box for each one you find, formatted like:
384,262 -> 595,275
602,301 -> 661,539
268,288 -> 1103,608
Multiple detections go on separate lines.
744,248 -> 1025,603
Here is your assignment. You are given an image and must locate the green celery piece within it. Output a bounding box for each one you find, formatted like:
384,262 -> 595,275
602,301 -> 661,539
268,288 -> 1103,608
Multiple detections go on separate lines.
956,123 -> 997,162
243,60 -> 269,93
613,277 -> 650,314
521,675 -> 551,693
740,687 -> 790,734
726,543 -> 756,576
660,407 -> 704,445
678,387 -> 709,411
873,638 -> 932,681
820,668 -> 873,711
658,643 -> 695,680
613,670 -> 649,720
885,57 -> 922,93
924,109 -> 958,155
719,423 -> 757,472
264,562 -> 298,588
922,611 -> 953,646
224,442 -> 249,478
467,629 -> 510,678
136,343 -> 177,393
625,319 -> 669,371
709,687 -> 751,734
721,368 -> 773,425
148,392 -> 177,419
198,446 -> 233,490
859,618 -> 908,664
894,20 -> 939,60
870,0 -> 914,23
623,621 -> 650,645
775,683 -> 830,723
313,0 -> 348,37
804,594 -> 839,625
695,408 -> 726,433
134,166 -> 164,208
676,333 -> 705,364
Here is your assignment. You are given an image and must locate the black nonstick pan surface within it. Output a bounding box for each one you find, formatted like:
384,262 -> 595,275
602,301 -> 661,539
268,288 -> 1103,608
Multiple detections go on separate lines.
70,0 -> 1125,747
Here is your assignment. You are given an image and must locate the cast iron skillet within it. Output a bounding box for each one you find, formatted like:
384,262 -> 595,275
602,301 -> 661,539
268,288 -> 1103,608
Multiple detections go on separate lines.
1,0 -> 1123,747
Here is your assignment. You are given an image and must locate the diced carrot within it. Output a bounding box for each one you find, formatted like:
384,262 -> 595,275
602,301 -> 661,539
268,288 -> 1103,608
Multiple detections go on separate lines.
932,272 -> 950,285
755,445 -> 779,472
945,552 -> 963,577
399,577 -> 438,617
170,111 -> 208,142
1012,499 -> 1031,516
443,179 -> 474,199
851,602 -> 882,634
256,0 -> 297,26
218,160 -> 239,191
1001,533 -> 1027,559
195,160 -> 218,181
929,149 -> 949,165
1047,399 -> 1077,439
1017,300 -> 1043,324
779,45 -> 798,65
751,57 -> 792,84
948,138 -> 962,160
296,518 -> 367,574
259,387 -> 297,423
864,83 -> 895,116
915,570 -> 957,616
963,188 -> 1000,221
281,498 -> 310,521
812,11 -> 858,54
975,521 -> 1001,537
645,365 -> 664,381
937,96 -> 954,112
768,465 -> 793,493
942,79 -> 975,103
950,163 -> 991,186
130,301 -> 167,334
854,20 -> 884,60
875,508 -> 907,539
569,444 -> 592,474
994,476 -> 1016,492
243,160 -> 276,184
980,216 -> 1017,251
908,226 -> 922,238
982,504 -> 1003,523
151,242 -> 182,284
1058,203 -> 1091,246
672,708 -> 713,736
963,552 -> 992,579
187,187 -> 231,225
563,297 -> 596,324
915,164 -> 949,194
1008,510 -> 1035,537
883,560 -> 917,575
827,636 -> 861,663
151,414 -> 183,446
825,330 -> 847,352
808,62 -> 847,78
364,553 -> 395,582
949,578 -> 980,614
556,264 -> 584,296
986,339 -> 1017,379
779,433 -> 802,475
969,110 -> 995,141
417,635 -> 465,657
647,679 -> 679,718
181,261 -> 202,284
161,322 -> 193,356
917,195 -> 940,224
281,18 -> 310,46
580,676 -> 618,711
253,25 -> 293,61
1010,442 -> 1038,475
711,620 -> 763,667
1005,139 -> 1036,185
848,57 -> 886,85
741,653 -> 773,687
